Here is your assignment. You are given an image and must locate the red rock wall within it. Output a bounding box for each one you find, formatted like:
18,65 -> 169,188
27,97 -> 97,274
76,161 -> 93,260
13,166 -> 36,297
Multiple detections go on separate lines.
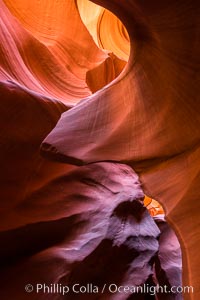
0,0 -> 199,299
41,2 -> 200,298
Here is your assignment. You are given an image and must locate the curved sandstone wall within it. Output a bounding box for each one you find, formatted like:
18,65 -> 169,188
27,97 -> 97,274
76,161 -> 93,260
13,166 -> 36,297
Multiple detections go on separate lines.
0,0 -> 199,299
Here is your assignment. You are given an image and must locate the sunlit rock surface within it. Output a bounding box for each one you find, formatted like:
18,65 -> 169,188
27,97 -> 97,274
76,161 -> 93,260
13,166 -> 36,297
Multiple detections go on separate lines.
0,0 -> 199,299
1,0 -> 107,104
41,1 -> 200,298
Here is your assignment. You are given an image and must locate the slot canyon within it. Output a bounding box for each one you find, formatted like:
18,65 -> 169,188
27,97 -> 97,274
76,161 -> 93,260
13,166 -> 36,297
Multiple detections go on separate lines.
0,0 -> 199,299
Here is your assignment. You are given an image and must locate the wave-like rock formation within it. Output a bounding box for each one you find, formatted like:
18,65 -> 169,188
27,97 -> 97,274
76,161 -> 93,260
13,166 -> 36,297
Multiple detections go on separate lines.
0,0 -> 199,299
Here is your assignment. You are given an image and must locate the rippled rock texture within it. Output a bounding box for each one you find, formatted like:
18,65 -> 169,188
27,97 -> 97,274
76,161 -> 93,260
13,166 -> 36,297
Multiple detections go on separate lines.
0,0 -> 199,299
0,157 -> 181,300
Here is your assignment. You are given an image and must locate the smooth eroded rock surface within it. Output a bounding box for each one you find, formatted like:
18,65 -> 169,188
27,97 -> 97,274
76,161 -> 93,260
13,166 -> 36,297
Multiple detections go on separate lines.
0,0 -> 198,299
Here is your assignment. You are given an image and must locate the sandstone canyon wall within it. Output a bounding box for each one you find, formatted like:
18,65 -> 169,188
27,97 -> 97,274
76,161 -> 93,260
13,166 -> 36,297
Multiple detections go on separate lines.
0,0 -> 199,299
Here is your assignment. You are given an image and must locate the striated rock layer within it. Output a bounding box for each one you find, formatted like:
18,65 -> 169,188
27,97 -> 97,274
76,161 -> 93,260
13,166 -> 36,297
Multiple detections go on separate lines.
0,0 -> 199,299
41,1 -> 200,299
0,153 -> 181,299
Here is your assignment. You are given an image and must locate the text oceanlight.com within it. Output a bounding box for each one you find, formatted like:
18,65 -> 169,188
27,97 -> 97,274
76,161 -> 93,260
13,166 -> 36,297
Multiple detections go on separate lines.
25,283 -> 194,296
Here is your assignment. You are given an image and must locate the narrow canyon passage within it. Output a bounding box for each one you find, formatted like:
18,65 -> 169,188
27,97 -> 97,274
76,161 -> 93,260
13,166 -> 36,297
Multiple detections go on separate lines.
0,0 -> 199,299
